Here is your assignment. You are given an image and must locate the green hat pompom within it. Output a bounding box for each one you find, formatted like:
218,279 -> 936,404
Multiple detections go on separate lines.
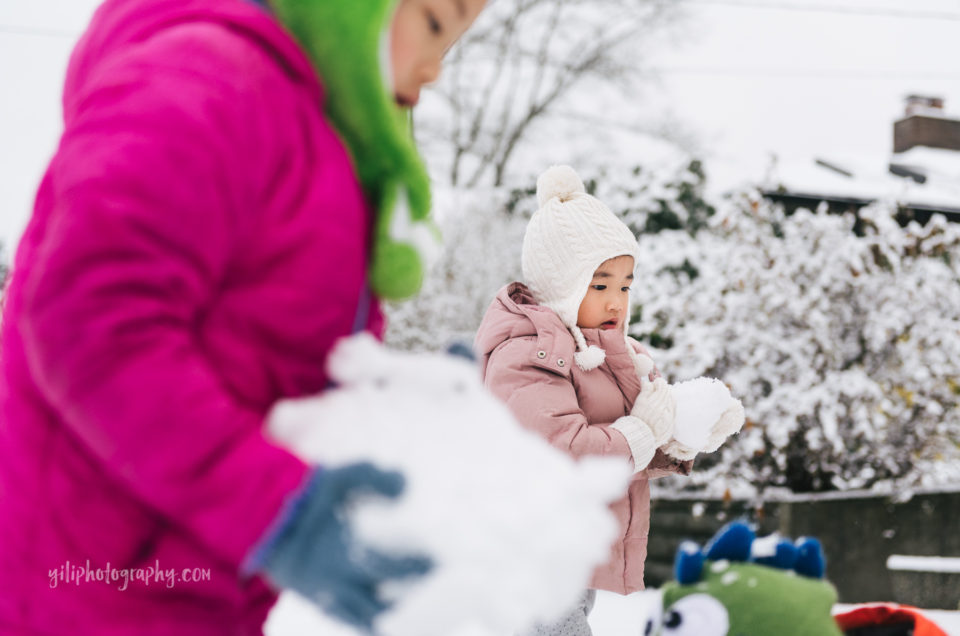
370,241 -> 422,301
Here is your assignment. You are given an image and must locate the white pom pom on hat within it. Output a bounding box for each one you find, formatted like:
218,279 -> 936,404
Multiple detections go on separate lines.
537,164 -> 586,207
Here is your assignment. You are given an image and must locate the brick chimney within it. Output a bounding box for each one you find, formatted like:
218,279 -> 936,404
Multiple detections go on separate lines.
894,95 -> 960,153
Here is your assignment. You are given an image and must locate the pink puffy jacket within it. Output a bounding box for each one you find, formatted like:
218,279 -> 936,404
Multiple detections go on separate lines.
0,0 -> 382,633
475,283 -> 691,594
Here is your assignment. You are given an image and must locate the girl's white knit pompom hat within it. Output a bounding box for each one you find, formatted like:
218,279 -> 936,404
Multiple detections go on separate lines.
522,165 -> 642,372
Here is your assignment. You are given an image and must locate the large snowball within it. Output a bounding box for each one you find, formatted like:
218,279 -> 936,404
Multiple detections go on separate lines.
671,377 -> 735,450
267,334 -> 629,636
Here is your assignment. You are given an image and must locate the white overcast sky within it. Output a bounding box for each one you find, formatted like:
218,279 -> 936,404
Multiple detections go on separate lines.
2,0 -> 960,253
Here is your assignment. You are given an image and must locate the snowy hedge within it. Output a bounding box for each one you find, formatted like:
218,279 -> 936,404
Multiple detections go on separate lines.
384,187 -> 529,352
630,194 -> 960,495
387,164 -> 960,495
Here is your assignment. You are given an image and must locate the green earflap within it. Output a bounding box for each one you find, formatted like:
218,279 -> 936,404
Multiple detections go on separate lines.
269,0 -> 439,301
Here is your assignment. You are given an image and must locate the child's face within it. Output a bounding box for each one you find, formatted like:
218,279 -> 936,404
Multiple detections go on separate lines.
576,255 -> 635,330
389,0 -> 486,107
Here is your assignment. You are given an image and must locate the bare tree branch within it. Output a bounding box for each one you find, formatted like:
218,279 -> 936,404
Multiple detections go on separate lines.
419,0 -> 684,187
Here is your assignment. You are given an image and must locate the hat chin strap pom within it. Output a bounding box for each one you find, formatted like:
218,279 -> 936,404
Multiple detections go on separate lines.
574,345 -> 606,371
630,349 -> 655,379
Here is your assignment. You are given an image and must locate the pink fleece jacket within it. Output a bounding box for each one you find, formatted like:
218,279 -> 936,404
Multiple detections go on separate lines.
474,283 -> 692,595
0,0 -> 382,633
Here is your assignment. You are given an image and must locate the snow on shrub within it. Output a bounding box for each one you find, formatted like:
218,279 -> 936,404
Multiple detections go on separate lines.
386,166 -> 960,496
632,193 -> 960,494
384,187 -> 528,353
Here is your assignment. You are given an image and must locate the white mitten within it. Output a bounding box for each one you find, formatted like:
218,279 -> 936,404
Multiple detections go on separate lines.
702,399 -> 745,453
661,438 -> 699,461
629,376 -> 676,446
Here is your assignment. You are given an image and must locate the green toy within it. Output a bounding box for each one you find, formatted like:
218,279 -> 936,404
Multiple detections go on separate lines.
268,0 -> 439,301
646,521 -> 843,635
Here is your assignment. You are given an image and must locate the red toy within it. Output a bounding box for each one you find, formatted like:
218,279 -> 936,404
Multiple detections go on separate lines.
835,603 -> 949,636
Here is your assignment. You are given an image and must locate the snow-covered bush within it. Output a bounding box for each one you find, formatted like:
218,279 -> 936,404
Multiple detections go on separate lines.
588,160 -> 716,237
386,164 -> 960,496
384,187 -> 528,352
632,194 -> 960,494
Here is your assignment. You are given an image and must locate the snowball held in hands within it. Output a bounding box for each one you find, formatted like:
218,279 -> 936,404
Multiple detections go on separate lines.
662,376 -> 745,461
267,334 -> 630,636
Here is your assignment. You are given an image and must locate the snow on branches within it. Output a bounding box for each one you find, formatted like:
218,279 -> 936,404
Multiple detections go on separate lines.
632,193 -> 960,494
387,165 -> 960,496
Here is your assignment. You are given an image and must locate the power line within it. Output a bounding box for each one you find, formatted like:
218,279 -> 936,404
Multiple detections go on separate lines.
3,2 -> 960,40
686,0 -> 960,20
647,66 -> 960,79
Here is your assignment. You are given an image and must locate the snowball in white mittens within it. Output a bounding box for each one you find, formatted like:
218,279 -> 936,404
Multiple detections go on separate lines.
670,377 -> 736,450
267,334 -> 629,636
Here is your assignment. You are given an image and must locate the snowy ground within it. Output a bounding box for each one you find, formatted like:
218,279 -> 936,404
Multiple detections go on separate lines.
265,590 -> 661,636
266,590 -> 960,636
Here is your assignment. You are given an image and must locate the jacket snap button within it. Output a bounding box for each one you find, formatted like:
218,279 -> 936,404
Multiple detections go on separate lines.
557,359 -> 565,367
537,351 -> 547,359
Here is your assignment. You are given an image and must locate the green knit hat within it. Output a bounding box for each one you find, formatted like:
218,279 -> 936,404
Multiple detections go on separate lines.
269,0 -> 439,301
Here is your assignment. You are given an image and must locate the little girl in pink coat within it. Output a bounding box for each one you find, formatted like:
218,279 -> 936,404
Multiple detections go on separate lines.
476,165 -> 732,636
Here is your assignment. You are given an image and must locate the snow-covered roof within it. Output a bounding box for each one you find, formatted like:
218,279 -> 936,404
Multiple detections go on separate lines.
759,146 -> 960,214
